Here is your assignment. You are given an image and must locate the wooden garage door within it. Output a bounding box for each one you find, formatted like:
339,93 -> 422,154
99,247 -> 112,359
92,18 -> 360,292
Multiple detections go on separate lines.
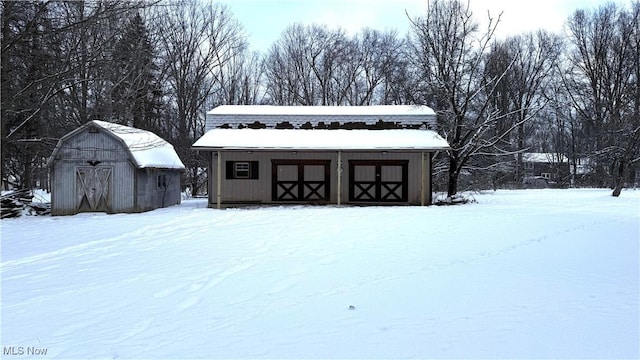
76,166 -> 112,212
272,160 -> 330,202
349,160 -> 408,202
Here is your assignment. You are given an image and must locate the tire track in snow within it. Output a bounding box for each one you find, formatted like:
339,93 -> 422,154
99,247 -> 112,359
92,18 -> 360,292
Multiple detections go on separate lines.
1,212 -> 213,270
175,260 -> 258,311
269,218 -> 615,305
469,218 -> 611,263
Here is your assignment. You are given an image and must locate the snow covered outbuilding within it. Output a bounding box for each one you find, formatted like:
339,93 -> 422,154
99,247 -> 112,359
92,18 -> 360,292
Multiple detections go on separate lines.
192,105 -> 450,208
48,120 -> 185,215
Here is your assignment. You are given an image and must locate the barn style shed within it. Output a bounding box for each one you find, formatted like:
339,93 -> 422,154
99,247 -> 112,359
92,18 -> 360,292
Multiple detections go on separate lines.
48,120 -> 185,215
193,105 -> 450,208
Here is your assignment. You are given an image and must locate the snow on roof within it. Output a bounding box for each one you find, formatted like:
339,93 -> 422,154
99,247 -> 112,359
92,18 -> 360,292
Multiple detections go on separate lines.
207,105 -> 436,116
192,129 -> 450,151
90,121 -> 185,169
205,105 -> 437,130
523,152 -> 568,163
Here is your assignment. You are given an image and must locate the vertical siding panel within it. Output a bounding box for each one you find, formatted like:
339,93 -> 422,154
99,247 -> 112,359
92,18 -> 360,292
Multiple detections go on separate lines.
110,162 -> 135,212
209,156 -> 217,207
426,153 -> 433,205
136,169 -> 182,211
51,126 -> 181,214
52,161 -> 77,215
340,152 -> 422,204
219,151 -> 339,204
209,150 -> 435,207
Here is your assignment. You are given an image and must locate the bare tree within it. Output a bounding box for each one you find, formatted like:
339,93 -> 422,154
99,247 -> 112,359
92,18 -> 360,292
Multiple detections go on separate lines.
349,28 -> 408,105
409,0 -> 515,196
565,2 -> 640,196
264,24 -> 350,105
208,48 -> 265,105
485,31 -> 564,185
154,0 -> 246,195
264,24 -> 410,107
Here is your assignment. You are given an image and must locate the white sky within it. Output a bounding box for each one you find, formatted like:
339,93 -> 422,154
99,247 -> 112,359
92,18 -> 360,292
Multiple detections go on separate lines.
218,0 -> 630,52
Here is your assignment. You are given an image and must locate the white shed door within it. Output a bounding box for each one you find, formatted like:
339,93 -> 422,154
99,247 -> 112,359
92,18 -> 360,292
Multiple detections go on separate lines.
76,166 -> 112,212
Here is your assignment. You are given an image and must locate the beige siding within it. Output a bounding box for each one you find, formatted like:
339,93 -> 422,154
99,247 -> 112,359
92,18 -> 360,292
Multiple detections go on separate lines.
209,150 -> 433,207
342,152 -> 423,204
211,151 -> 338,205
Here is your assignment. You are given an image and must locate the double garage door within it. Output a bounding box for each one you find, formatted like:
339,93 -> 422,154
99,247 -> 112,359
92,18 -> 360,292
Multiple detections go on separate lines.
349,160 -> 408,202
272,160 -> 330,201
271,160 -> 408,203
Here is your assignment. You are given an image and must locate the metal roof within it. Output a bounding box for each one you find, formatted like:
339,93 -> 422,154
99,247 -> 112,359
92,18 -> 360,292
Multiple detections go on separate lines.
205,105 -> 437,131
207,105 -> 436,116
192,129 -> 450,151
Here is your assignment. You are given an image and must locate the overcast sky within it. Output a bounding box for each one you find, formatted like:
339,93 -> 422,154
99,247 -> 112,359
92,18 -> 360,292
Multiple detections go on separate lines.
219,0 -> 629,52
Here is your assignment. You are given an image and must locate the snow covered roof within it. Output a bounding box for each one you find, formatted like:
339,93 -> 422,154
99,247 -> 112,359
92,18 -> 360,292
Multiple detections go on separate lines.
523,153 -> 568,163
206,105 -> 437,130
49,120 -> 185,169
208,105 -> 436,116
91,121 -> 185,169
192,129 -> 450,151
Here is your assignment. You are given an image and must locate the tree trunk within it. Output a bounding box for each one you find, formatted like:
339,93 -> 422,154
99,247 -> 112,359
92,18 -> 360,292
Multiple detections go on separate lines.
447,155 -> 459,197
190,167 -> 198,197
611,157 -> 629,197
515,122 -> 525,187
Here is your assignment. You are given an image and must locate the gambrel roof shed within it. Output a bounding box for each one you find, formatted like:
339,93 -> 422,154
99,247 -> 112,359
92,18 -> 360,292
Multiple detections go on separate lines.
49,120 -> 185,170
48,121 -> 184,215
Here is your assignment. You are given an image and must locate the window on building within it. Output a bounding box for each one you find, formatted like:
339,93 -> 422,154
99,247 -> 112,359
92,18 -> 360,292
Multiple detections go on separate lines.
157,174 -> 167,189
226,161 -> 259,179
235,162 -> 250,178
541,173 -> 551,180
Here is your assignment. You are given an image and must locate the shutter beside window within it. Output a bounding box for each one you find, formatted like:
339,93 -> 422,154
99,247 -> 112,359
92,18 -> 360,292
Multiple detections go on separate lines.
251,161 -> 259,179
226,161 -> 234,179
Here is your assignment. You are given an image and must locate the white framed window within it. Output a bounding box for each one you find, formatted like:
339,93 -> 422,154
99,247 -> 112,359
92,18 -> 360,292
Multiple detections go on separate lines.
541,173 -> 551,180
234,162 -> 250,178
226,161 -> 258,179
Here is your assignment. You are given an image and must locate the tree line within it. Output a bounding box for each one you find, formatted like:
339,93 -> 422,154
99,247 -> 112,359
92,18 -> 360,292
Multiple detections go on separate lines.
2,0 -> 638,197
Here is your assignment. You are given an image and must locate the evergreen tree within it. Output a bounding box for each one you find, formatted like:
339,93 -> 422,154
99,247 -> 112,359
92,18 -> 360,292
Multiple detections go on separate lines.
1,1 -> 61,189
111,12 -> 162,131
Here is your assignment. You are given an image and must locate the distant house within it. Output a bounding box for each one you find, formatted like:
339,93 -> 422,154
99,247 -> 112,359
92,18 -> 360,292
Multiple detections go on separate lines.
48,120 -> 185,215
522,152 -> 570,186
192,105 -> 450,208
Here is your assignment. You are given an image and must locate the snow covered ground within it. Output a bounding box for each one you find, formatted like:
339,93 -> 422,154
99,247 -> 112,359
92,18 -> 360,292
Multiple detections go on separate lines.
1,189 -> 638,359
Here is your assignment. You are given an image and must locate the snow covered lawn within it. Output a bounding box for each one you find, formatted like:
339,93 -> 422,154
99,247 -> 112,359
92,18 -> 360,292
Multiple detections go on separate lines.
2,189 -> 638,359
